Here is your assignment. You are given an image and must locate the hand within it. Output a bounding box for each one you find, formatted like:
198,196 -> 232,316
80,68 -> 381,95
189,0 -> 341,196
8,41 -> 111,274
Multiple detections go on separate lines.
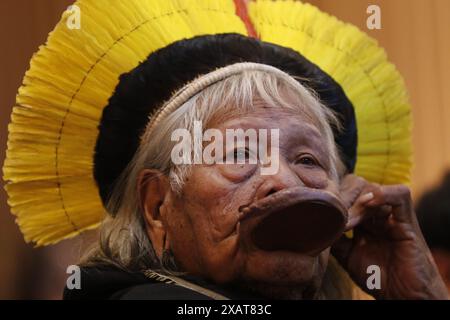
332,174 -> 449,299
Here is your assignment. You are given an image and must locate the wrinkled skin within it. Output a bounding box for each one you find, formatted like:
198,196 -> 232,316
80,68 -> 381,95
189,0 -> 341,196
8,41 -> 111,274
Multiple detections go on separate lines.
140,108 -> 448,299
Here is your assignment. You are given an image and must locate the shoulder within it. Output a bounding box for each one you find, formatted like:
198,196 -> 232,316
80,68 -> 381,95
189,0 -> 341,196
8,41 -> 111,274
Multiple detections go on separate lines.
63,265 -> 211,300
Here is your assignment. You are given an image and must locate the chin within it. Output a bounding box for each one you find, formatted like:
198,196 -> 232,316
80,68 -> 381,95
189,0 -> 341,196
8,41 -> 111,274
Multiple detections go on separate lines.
234,249 -> 330,299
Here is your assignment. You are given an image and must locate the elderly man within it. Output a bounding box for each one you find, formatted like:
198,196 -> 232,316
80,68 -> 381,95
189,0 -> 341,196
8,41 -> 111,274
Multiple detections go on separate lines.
64,35 -> 445,300
3,1 -> 447,300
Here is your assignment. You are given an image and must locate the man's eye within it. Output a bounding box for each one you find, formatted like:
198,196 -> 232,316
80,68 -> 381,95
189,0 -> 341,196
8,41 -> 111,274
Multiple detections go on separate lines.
224,147 -> 253,162
234,149 -> 249,159
234,148 -> 249,159
295,154 -> 318,166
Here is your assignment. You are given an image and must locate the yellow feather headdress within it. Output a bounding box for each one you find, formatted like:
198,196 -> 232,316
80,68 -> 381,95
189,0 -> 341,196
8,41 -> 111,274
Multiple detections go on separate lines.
2,0 -> 411,246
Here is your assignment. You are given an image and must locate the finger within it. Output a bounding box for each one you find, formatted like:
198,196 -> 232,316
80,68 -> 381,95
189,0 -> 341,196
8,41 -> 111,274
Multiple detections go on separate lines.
339,174 -> 367,209
346,204 -> 392,233
359,205 -> 393,236
345,192 -> 375,230
366,185 -> 413,223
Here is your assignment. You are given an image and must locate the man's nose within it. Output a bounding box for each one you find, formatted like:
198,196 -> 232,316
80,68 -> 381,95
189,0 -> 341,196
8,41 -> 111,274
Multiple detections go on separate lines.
255,160 -> 302,200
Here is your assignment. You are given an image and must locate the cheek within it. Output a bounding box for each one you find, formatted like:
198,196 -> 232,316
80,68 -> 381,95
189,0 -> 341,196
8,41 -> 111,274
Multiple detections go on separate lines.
165,197 -> 241,283
167,167 -> 256,278
163,199 -> 201,272
183,166 -> 258,235
167,166 -> 253,259
164,195 -> 243,281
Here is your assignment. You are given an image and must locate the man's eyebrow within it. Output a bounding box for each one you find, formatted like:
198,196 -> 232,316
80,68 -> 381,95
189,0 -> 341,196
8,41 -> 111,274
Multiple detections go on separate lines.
286,125 -> 332,165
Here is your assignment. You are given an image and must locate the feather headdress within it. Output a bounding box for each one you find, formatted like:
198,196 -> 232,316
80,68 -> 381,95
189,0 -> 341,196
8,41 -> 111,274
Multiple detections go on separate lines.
3,0 -> 411,246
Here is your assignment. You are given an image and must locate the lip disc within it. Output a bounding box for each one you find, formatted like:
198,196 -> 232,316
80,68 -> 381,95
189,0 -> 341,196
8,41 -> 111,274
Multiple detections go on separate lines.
250,187 -> 347,256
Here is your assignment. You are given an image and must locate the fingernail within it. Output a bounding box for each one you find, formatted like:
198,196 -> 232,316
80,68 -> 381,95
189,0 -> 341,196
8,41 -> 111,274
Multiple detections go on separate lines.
360,192 -> 374,202
238,205 -> 251,214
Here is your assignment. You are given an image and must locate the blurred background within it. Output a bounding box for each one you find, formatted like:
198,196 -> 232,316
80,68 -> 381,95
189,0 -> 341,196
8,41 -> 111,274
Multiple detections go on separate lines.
0,0 -> 449,299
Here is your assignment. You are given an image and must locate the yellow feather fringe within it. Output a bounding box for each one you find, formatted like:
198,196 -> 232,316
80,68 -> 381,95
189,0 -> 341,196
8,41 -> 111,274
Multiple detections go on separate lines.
249,0 -> 412,185
3,0 -> 247,245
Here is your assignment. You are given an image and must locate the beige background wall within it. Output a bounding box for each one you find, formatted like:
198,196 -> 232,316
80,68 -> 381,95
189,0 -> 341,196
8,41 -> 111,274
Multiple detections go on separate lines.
0,0 -> 449,298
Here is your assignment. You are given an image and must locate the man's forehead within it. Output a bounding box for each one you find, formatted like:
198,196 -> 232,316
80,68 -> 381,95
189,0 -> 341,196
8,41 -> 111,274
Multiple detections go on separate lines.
214,112 -> 323,139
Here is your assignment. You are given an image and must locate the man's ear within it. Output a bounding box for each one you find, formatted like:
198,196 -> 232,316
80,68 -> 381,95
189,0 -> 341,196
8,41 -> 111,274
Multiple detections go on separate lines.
138,169 -> 171,259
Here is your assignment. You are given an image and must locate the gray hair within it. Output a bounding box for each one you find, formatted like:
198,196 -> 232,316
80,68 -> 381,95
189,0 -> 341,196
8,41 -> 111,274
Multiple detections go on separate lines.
82,68 -> 343,276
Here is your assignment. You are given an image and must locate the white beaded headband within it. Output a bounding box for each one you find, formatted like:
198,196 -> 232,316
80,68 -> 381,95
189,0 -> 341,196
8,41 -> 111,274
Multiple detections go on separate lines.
141,62 -> 300,144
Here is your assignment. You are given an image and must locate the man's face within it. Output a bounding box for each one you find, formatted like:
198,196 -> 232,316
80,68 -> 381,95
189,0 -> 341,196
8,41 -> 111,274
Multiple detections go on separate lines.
161,109 -> 342,298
